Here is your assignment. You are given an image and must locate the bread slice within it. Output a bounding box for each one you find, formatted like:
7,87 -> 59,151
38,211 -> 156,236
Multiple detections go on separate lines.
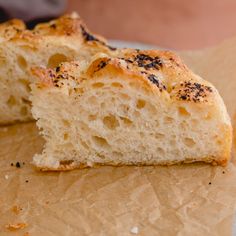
0,13 -> 114,125
30,49 -> 232,170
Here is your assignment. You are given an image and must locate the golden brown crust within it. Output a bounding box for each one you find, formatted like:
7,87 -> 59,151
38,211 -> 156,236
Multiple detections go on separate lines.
35,49 -> 216,105
36,156 -> 228,171
0,13 -> 115,52
0,19 -> 25,40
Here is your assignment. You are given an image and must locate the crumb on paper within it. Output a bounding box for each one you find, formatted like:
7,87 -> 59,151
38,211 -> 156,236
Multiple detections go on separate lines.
130,226 -> 139,234
12,205 -> 22,214
10,162 -> 23,168
5,222 -> 27,231
16,162 -> 21,168
86,161 -> 93,167
23,232 -> 29,236
4,174 -> 9,179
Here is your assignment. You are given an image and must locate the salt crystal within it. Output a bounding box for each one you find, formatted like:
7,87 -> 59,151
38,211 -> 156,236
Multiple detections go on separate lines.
130,226 -> 139,234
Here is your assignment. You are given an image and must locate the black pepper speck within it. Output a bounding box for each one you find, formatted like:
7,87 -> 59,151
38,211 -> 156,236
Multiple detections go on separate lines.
16,162 -> 21,168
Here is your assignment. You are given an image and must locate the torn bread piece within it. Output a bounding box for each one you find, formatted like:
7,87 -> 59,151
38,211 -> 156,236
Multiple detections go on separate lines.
31,49 -> 232,170
0,13 -> 115,125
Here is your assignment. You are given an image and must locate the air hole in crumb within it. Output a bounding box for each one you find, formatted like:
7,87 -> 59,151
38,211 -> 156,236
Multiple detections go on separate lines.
60,160 -> 74,166
166,85 -> 173,93
97,153 -> 106,159
205,113 -> 212,120
92,82 -> 104,88
20,106 -> 28,116
119,93 -> 131,100
112,151 -> 123,158
136,99 -> 146,109
103,115 -> 119,130
111,82 -> 123,88
7,95 -> 17,107
164,116 -> 174,124
119,116 -> 133,126
19,79 -> 31,92
47,53 -> 68,68
17,55 -> 27,70
119,104 -> 130,115
184,138 -> 196,147
92,136 -> 110,148
62,119 -> 70,127
157,147 -> 164,156
178,107 -> 190,116
63,133 -> 69,140
155,133 -> 164,139
81,141 -> 89,149
217,140 -> 223,145
21,97 -> 31,105
0,57 -> 6,67
88,114 -> 97,121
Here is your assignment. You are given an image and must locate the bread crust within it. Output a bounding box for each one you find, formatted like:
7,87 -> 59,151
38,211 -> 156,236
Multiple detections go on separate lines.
32,49 -> 232,169
35,49 -> 218,104
0,13 -> 114,53
0,13 -> 116,125
35,156 -> 229,171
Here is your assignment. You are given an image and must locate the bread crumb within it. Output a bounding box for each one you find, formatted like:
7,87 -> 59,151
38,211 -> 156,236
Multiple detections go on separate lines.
86,161 -> 93,167
130,226 -> 139,234
5,222 -> 27,231
23,232 -> 30,236
4,174 -> 9,179
12,205 -> 21,214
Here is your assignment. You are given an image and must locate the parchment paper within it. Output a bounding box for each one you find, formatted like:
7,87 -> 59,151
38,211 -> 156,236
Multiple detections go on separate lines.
1,38 -> 236,236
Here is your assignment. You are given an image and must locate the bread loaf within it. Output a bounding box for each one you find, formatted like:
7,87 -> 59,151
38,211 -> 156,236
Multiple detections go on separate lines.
30,49 -> 232,170
0,13 -> 114,125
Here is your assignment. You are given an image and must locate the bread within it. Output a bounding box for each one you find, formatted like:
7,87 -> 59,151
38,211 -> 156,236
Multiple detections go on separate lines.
0,13 -> 115,125
30,49 -> 232,170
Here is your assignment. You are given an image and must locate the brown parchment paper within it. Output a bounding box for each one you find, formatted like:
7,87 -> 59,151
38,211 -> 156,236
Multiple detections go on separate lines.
1,39 -> 236,236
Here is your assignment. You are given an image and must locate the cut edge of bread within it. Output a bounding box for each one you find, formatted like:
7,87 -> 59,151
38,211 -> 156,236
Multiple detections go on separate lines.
30,49 -> 232,170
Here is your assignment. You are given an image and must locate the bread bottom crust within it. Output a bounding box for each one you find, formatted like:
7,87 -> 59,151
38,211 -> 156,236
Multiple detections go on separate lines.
0,118 -> 34,127
35,156 -> 229,171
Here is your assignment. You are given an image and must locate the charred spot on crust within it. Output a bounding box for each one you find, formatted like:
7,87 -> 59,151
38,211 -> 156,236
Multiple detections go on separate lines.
117,56 -> 165,92
53,63 -> 79,86
80,25 -> 116,50
107,45 -> 117,51
147,74 -> 166,92
177,81 -> 213,102
55,66 -> 60,72
94,59 -> 111,72
134,54 -> 163,70
119,53 -> 163,71
80,25 -> 98,42
50,23 -> 57,29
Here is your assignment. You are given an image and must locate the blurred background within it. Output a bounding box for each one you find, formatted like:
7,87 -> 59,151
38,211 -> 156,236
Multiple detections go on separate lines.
0,0 -> 236,49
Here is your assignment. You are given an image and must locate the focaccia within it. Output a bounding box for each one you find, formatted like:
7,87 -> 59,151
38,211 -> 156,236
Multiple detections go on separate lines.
30,49 -> 232,170
0,13 -> 114,125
